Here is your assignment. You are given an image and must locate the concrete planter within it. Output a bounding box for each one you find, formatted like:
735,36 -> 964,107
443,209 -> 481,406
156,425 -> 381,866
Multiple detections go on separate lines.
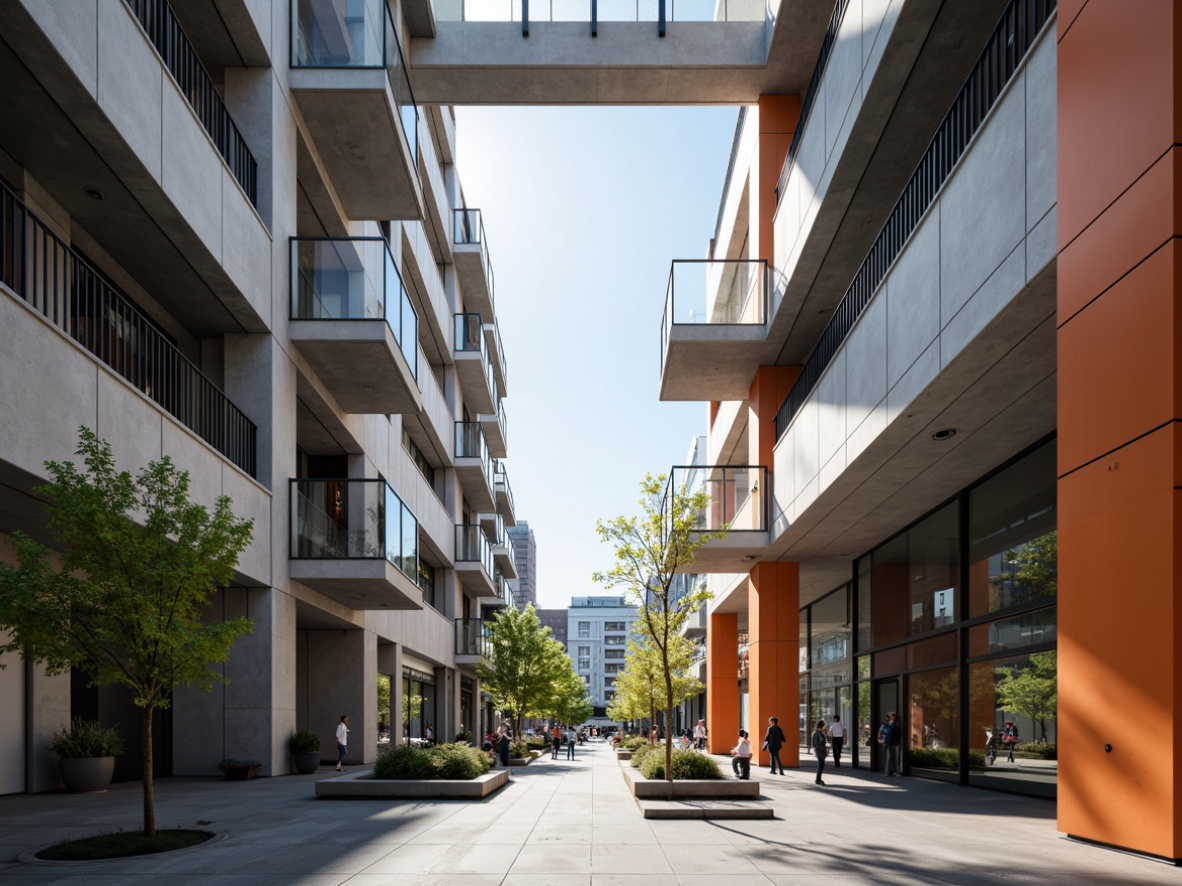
616,750 -> 634,761
293,753 -> 321,774
316,767 -> 510,799
59,756 -> 115,793
622,762 -> 759,799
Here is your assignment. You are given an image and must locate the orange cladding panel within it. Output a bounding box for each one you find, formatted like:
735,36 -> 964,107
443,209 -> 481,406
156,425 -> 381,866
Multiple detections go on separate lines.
757,95 -> 801,267
750,366 -> 801,468
749,562 -> 800,767
706,612 -> 740,754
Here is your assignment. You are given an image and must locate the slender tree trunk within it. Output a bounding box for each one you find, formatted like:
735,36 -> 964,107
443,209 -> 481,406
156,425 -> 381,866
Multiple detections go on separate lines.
142,705 -> 155,837
664,666 -> 674,783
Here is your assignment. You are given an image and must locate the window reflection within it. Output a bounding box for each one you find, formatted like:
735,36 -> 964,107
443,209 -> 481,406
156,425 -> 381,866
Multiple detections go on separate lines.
907,667 -> 959,780
868,503 -> 958,645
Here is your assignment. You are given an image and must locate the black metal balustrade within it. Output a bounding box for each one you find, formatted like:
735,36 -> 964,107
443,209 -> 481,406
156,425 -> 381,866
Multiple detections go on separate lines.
773,0 -> 1056,441
0,180 -> 257,477
123,0 -> 258,207
664,465 -> 767,533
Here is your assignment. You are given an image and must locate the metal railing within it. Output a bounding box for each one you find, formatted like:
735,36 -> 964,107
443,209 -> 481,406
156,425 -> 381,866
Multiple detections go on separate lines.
454,314 -> 496,401
456,421 -> 495,492
290,237 -> 418,379
123,0 -> 258,206
664,465 -> 767,532
290,478 -> 419,581
453,209 -> 495,306
456,618 -> 491,658
660,258 -> 767,367
0,180 -> 257,477
291,0 -> 418,166
494,460 -> 514,511
492,567 -> 511,603
773,0 -> 1056,441
455,523 -> 494,576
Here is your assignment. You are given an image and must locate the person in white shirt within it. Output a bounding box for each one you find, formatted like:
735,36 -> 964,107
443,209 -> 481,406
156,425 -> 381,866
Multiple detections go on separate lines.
335,715 -> 349,771
829,715 -> 846,767
730,730 -> 752,780
693,720 -> 707,751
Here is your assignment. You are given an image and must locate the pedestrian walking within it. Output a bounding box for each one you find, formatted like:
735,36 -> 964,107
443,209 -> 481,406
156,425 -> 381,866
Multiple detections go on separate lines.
731,729 -> 752,779
335,714 -> 349,771
1002,720 -> 1019,763
762,716 -> 786,774
566,726 -> 578,760
551,725 -> 562,759
498,730 -> 511,768
883,712 -> 902,776
829,715 -> 846,767
693,719 -> 707,750
812,720 -> 828,785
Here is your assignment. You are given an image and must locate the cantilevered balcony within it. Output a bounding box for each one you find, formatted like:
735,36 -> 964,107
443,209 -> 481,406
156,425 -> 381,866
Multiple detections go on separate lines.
290,479 -> 424,610
453,210 -> 494,320
494,460 -> 516,526
455,524 -> 496,597
479,513 -> 519,580
664,465 -> 769,571
454,313 -> 496,414
455,618 -> 491,666
290,238 -> 421,414
290,0 -> 423,220
455,422 -> 496,513
485,320 -> 508,398
488,567 -> 512,608
659,259 -> 771,401
479,401 -> 507,459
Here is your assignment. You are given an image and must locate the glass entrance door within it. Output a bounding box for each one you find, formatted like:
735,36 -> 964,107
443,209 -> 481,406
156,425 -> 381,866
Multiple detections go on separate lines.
873,679 -> 900,773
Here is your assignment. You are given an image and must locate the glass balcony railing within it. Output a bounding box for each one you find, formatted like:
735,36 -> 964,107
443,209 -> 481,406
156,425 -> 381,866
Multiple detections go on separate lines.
455,421 -> 494,486
494,460 -> 514,510
660,259 -> 767,362
455,313 -> 497,400
292,0 -> 418,165
489,320 -> 508,388
436,0 -> 767,23
456,618 -> 491,658
291,237 -> 418,379
455,524 -> 494,576
291,478 -> 419,581
453,209 -> 495,304
492,567 -> 510,602
664,465 -> 767,532
0,179 -> 257,476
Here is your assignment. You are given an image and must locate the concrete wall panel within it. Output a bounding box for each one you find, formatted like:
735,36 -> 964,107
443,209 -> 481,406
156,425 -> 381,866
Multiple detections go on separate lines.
940,243 -> 1025,365
0,626 -> 25,795
816,349 -> 847,466
221,167 -> 272,327
845,289 -> 888,433
1025,34 -> 1057,229
885,203 -> 940,387
96,2 -> 163,181
22,0 -> 98,98
161,86 -> 223,261
824,0 -> 864,165
791,398 -> 820,501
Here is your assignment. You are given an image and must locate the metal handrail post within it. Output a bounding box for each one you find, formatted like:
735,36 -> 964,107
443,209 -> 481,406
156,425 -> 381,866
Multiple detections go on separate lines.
659,0 -> 665,35
523,0 -> 529,35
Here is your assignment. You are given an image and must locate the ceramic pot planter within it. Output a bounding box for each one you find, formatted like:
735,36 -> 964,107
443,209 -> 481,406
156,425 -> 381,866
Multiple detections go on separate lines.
293,752 -> 321,774
60,756 -> 115,793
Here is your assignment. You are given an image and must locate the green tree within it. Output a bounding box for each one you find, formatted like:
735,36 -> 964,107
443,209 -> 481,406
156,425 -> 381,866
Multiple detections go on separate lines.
478,604 -> 571,735
377,674 -> 391,732
0,428 -> 254,837
549,667 -> 593,726
996,651 -> 1057,741
611,634 -> 701,743
595,473 -> 722,781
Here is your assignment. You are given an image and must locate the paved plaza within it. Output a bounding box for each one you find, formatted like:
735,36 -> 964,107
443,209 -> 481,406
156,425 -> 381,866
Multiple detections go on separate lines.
0,741 -> 1176,886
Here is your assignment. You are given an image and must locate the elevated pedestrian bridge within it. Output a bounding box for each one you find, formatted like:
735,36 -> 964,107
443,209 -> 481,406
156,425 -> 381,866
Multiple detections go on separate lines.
406,0 -> 832,104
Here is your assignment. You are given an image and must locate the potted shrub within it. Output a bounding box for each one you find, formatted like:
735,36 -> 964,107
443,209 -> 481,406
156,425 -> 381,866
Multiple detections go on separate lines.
48,718 -> 123,793
218,759 -> 262,780
291,730 -> 322,774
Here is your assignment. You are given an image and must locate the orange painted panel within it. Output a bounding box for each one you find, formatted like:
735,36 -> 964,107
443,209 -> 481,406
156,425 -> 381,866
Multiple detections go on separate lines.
1057,0 -> 1178,247
1057,241 -> 1179,475
1056,0 -> 1087,41
706,612 -> 740,754
1058,148 -> 1181,325
1057,426 -> 1180,859
749,563 -> 800,767
749,366 -> 801,469
758,95 -> 800,268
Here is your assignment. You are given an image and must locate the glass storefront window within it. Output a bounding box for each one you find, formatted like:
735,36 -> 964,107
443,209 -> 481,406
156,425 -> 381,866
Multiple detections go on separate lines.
968,607 -> 1057,657
856,681 -> 872,765
810,586 -> 850,666
969,440 -> 1056,617
856,557 -> 872,651
907,666 -> 959,780
968,651 -> 1057,797
402,669 -> 436,744
869,503 -> 958,645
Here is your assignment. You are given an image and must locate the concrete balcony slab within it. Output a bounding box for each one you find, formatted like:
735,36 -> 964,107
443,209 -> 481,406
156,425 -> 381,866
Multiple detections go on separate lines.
660,325 -> 778,401
289,558 -> 424,610
290,319 -> 422,415
456,560 -> 497,597
456,458 -> 496,513
455,349 -> 496,414
454,243 -> 493,319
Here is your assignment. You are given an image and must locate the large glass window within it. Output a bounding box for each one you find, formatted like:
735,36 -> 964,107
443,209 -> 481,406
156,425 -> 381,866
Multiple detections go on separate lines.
810,587 -> 850,666
868,503 -> 958,645
907,666 -> 959,781
969,440 -> 1056,617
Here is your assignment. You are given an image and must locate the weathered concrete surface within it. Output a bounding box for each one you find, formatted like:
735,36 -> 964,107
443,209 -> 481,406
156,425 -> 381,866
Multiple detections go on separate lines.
315,766 -> 509,798
622,760 -> 761,799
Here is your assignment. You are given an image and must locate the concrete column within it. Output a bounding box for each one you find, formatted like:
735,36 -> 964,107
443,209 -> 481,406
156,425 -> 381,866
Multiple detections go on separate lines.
435,665 -> 457,740
706,611 -> 739,754
748,562 -> 799,768
305,629 -> 377,764
25,662 -> 69,793
1056,0 -> 1182,861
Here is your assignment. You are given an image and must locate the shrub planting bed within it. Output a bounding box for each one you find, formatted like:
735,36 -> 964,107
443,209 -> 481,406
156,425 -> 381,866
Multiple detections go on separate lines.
372,743 -> 490,780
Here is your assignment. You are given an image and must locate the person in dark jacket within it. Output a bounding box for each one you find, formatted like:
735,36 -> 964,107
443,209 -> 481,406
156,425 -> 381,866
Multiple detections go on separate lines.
812,720 -> 828,785
498,731 -> 511,768
763,717 -> 787,774
884,712 -> 902,776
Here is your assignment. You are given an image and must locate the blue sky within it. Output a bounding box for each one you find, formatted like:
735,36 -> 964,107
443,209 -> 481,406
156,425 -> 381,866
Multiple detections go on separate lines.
455,105 -> 739,609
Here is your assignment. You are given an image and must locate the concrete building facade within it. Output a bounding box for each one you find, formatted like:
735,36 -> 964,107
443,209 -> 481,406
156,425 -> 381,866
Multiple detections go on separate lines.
0,0 -> 516,791
536,607 -> 568,647
506,520 -> 536,610
566,596 -> 639,716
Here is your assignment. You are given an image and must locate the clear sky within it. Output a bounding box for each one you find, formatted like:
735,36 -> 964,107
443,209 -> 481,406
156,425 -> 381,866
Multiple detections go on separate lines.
454,106 -> 740,610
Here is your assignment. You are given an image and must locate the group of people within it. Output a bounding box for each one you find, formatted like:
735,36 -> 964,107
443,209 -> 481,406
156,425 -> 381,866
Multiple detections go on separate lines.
728,715 -> 847,783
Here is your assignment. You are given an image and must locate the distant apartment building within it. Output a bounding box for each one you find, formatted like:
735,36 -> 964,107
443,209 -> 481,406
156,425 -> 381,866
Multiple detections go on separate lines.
507,520 -> 536,610
536,608 -> 568,647
567,596 -> 639,717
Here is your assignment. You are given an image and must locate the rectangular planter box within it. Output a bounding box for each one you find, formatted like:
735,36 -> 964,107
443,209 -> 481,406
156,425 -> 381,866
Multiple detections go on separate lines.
316,767 -> 509,799
616,750 -> 634,761
621,761 -> 760,799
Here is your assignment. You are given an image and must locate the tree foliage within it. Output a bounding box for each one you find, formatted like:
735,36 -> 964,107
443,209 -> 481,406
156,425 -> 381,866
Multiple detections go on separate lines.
478,603 -> 583,733
996,651 -> 1057,740
0,428 -> 254,837
609,634 -> 700,740
594,473 -> 723,780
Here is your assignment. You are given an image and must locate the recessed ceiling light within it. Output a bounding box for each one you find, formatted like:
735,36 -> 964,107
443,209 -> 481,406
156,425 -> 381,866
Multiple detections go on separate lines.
85,188 -> 104,200
931,428 -> 956,441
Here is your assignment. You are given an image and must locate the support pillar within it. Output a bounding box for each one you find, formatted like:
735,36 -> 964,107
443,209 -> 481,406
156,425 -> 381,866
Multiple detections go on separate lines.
306,629 -> 376,764
706,611 -> 739,754
1057,0 -> 1182,861
748,562 -> 800,768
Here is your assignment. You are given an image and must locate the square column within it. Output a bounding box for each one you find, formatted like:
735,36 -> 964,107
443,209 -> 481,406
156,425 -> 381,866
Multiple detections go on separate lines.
1057,0 -> 1182,861
706,611 -> 739,754
748,561 -> 799,768
306,628 -> 377,763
